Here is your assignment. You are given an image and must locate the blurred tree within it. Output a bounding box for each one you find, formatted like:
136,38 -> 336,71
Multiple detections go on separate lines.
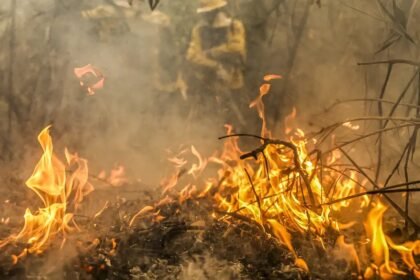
142,1 -> 196,102
229,0 -> 285,92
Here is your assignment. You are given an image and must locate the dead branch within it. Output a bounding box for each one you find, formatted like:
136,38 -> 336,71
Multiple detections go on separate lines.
244,167 -> 263,223
323,187 -> 420,206
323,98 -> 420,113
338,147 -> 420,232
375,64 -> 393,183
358,59 -> 420,67
382,70 -> 419,129
322,123 -> 414,155
221,134 -> 317,208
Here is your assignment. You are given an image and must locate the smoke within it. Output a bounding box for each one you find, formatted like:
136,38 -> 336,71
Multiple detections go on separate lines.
1,0 -> 419,206
180,253 -> 243,280
0,1 -> 420,278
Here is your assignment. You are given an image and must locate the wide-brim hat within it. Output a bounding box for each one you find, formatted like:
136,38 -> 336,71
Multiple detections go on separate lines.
197,0 -> 227,14
113,0 -> 131,8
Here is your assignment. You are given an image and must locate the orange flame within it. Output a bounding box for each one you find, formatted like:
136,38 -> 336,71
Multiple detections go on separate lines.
98,165 -> 128,187
0,126 -> 93,262
155,76 -> 370,272
249,74 -> 281,138
188,146 -> 208,178
335,235 -> 361,273
364,202 -> 409,278
143,74 -> 419,276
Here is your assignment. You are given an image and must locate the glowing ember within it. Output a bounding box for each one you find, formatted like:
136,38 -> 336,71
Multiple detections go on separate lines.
342,121 -> 360,130
0,126 -> 93,262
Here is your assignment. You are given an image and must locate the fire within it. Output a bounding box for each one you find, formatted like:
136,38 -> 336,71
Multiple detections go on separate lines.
334,235 -> 361,273
364,201 -> 420,278
188,146 -> 208,178
98,165 -> 128,187
149,75 -> 366,272
0,126 -> 93,262
130,74 -> 420,277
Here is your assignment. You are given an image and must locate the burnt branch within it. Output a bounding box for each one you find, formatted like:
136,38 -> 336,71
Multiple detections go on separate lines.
358,59 -> 420,67
220,134 -> 317,208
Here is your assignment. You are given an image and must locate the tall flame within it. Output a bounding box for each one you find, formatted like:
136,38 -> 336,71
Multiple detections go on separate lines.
364,201 -> 420,278
0,126 -> 93,262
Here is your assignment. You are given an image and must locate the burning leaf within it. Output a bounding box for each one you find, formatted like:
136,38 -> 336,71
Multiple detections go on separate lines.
74,64 -> 105,96
263,74 -> 283,81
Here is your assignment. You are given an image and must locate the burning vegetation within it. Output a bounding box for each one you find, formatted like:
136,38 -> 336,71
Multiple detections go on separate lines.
0,76 -> 419,279
0,126 -> 94,264
1,0 -> 420,279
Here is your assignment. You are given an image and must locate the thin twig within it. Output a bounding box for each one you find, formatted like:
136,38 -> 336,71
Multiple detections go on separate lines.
338,147 -> 420,232
375,64 -> 393,183
358,59 -> 420,67
220,133 -> 317,206
323,188 -> 420,206
382,70 -> 419,128
322,123 -> 414,155
244,168 -> 263,222
323,98 -> 420,113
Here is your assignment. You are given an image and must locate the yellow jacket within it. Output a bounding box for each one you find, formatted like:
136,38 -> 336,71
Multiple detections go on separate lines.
187,18 -> 246,90
82,4 -> 133,41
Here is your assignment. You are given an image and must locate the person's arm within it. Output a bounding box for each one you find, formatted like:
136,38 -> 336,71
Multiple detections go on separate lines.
186,26 -> 219,69
208,20 -> 246,60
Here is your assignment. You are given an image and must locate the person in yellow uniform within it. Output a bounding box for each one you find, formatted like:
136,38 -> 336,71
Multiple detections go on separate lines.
186,0 -> 247,127
81,0 -> 138,42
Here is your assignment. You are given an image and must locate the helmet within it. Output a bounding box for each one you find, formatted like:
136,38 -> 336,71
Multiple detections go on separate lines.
197,0 -> 227,14
113,0 -> 131,8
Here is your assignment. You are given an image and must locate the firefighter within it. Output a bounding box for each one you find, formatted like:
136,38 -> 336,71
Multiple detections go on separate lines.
81,0 -> 138,42
186,0 -> 247,127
